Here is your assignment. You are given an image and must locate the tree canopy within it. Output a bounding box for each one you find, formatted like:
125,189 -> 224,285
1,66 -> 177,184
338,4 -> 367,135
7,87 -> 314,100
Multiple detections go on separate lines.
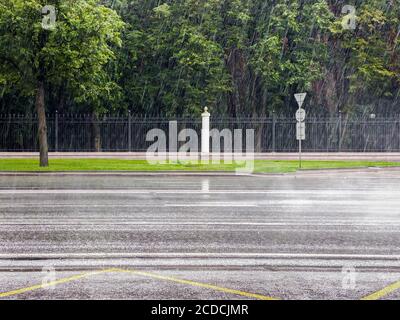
1,0 -> 399,117
0,0 -> 124,164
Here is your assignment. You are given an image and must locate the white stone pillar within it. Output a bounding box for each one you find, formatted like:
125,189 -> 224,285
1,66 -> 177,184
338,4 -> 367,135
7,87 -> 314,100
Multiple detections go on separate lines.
201,107 -> 210,156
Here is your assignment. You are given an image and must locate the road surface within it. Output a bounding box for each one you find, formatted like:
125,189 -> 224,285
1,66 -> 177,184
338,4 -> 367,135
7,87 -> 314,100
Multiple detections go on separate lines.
0,171 -> 400,300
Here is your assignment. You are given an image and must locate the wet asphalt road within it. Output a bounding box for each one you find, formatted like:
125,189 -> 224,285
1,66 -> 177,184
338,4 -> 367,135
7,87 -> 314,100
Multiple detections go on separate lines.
1,171 -> 400,300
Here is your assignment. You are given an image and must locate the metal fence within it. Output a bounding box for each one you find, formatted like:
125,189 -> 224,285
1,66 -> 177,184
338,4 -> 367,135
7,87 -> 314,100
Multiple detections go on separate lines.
1,113 -> 400,152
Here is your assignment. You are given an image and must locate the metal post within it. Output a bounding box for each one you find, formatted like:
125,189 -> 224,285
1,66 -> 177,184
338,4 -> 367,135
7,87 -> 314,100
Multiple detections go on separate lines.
338,111 -> 342,152
299,137 -> 302,169
297,104 -> 302,169
128,110 -> 132,152
272,111 -> 276,152
294,93 -> 306,169
55,111 -> 58,152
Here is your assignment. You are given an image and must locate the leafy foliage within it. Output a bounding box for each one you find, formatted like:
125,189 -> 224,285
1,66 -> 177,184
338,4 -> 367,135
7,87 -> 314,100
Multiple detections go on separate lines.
1,0 -> 399,116
0,0 -> 124,113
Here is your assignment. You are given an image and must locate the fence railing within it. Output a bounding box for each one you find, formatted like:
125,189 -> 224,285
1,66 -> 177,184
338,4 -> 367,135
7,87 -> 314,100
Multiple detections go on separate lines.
0,113 -> 399,152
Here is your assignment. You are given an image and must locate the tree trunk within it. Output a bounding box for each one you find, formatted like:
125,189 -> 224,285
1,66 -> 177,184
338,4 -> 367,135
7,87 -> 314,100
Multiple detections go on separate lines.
92,113 -> 101,152
255,99 -> 266,153
35,81 -> 49,167
226,48 -> 246,116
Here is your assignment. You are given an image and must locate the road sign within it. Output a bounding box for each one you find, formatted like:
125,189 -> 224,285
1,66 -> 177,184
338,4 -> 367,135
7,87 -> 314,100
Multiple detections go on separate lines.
296,108 -> 306,122
294,93 -> 307,108
296,122 -> 305,140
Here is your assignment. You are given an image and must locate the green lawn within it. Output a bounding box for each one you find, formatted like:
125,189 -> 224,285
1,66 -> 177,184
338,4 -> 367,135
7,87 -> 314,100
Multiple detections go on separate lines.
0,158 -> 399,173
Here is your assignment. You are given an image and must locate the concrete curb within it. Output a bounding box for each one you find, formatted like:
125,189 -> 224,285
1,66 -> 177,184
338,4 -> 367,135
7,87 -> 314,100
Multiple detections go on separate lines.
1,166 -> 400,177
0,171 -> 246,177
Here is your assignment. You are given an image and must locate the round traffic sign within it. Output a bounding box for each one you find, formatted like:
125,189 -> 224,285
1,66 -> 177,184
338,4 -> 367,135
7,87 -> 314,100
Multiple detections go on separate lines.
296,109 -> 306,122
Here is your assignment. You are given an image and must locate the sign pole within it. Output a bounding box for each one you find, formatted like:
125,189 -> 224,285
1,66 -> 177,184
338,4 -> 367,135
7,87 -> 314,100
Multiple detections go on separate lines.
298,103 -> 302,169
294,93 -> 307,170
299,132 -> 302,169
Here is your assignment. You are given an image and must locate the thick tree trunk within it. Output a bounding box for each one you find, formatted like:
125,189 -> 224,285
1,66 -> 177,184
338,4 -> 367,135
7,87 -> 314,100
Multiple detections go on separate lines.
35,81 -> 49,167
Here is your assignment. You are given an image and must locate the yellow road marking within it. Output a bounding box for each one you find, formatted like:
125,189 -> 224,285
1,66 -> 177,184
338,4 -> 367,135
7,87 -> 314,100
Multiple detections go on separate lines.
0,267 -> 278,300
115,268 -> 279,300
0,268 -> 118,298
361,280 -> 400,300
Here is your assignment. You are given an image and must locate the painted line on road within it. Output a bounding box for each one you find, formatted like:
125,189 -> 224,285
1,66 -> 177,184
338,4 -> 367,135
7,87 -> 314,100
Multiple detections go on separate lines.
3,221 -> 400,228
3,201 -> 400,207
3,217 -> 400,224
0,268 -> 116,298
0,264 -> 398,300
0,189 -> 398,195
163,204 -> 258,207
1,252 -> 399,260
115,268 -> 278,300
1,202 -> 400,210
361,280 -> 400,300
0,204 -> 259,208
0,267 -> 279,300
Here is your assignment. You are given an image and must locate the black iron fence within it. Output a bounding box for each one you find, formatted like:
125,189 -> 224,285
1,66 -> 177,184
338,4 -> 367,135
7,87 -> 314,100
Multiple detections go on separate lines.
1,113 -> 400,152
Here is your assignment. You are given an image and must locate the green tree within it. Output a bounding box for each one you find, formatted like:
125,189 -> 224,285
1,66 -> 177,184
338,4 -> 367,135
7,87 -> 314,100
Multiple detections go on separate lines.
1,0 -> 400,137
340,0 -> 399,110
249,0 -> 333,112
0,0 -> 124,165
319,0 -> 400,113
115,0 -> 230,115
